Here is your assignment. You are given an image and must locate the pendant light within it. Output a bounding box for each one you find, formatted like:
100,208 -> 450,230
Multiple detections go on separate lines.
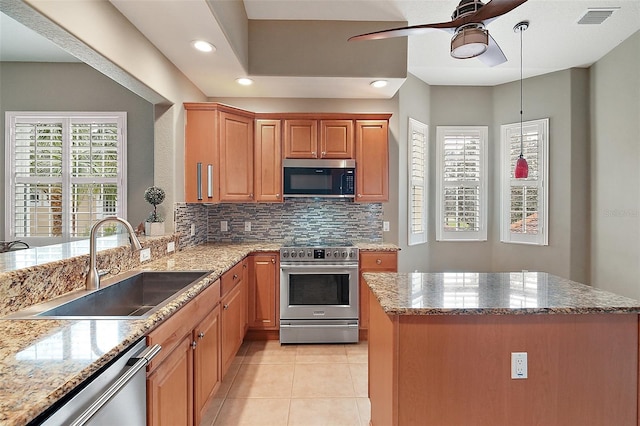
514,21 -> 529,179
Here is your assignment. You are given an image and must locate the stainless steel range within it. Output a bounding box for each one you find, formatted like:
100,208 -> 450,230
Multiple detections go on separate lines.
279,242 -> 359,344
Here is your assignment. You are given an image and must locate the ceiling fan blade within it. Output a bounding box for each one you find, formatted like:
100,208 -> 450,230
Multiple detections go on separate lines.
348,22 -> 454,42
477,33 -> 507,67
472,0 -> 529,23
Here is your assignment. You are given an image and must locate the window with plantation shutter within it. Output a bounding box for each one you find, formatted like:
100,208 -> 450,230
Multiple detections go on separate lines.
5,112 -> 127,246
408,118 -> 428,246
500,118 -> 548,245
436,126 -> 487,241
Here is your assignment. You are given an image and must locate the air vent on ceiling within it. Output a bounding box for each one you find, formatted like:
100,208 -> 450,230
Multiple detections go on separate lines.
577,8 -> 619,25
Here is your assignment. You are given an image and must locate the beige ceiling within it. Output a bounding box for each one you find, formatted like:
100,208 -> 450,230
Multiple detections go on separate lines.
3,1 -> 640,99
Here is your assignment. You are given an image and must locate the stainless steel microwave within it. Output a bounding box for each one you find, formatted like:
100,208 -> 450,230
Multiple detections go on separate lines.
283,159 -> 355,199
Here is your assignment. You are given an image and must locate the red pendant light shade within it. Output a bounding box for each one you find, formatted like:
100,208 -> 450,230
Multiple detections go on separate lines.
513,21 -> 529,179
515,155 -> 528,179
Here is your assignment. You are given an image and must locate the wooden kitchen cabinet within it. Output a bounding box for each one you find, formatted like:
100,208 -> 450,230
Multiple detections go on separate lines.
146,278 -> 221,426
254,119 -> 282,202
355,120 -> 389,202
220,260 -> 248,377
359,251 -> 397,339
193,304 -> 221,426
147,336 -> 193,426
284,118 -> 354,159
320,119 -> 354,158
219,111 -> 254,202
248,253 -> 279,331
184,108 -> 216,203
184,103 -> 255,203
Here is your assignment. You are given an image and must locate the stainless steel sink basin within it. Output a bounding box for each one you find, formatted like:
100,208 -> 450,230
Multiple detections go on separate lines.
5,270 -> 210,319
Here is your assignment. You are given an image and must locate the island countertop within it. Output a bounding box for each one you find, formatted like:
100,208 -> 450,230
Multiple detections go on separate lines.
363,271 -> 640,315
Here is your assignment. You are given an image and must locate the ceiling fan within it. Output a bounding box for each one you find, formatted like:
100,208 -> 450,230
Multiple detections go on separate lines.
349,0 -> 528,67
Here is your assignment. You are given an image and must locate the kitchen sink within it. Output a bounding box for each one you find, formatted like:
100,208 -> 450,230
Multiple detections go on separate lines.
4,270 -> 210,319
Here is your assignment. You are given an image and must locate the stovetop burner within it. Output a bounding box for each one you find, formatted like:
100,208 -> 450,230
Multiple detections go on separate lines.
283,239 -> 354,248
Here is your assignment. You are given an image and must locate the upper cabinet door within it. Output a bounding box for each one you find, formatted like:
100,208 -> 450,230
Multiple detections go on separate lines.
184,109 -> 217,203
284,119 -> 318,159
255,119 -> 282,203
219,112 -> 254,202
320,120 -> 354,159
356,120 -> 389,202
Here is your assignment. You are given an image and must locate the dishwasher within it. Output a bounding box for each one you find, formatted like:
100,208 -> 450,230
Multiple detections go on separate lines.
36,338 -> 160,426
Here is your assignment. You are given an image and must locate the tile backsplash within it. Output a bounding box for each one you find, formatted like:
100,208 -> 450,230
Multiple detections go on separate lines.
175,199 -> 383,247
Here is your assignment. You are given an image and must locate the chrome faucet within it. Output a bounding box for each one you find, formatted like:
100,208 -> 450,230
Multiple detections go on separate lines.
86,216 -> 143,290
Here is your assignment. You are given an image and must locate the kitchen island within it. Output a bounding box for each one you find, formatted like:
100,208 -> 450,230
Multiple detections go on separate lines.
363,272 -> 640,426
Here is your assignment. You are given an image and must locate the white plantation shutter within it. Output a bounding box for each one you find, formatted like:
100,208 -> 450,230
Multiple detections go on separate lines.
408,118 -> 428,245
436,126 -> 487,241
500,118 -> 549,245
5,112 -> 127,245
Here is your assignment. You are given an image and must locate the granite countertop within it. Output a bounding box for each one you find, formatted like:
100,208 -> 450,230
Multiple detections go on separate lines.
0,242 -> 280,426
363,271 -> 640,315
0,240 -> 397,425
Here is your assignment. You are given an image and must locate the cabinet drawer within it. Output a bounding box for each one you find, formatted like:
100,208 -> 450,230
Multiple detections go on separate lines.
221,261 -> 244,296
147,278 -> 221,371
360,251 -> 398,271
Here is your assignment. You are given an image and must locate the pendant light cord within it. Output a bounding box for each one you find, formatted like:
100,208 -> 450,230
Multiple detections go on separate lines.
519,24 -> 524,158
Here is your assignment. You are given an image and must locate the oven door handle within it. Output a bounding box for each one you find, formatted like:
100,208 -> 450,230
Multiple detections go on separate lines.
280,323 -> 359,328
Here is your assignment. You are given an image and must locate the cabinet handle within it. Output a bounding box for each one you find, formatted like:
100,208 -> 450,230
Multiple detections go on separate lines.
376,259 -> 382,265
207,164 -> 213,198
321,151 -> 326,157
249,193 -> 253,199
276,193 -> 281,199
312,151 -> 317,158
243,264 -> 247,269
357,193 -> 362,198
224,304 -> 229,310
233,274 -> 238,280
191,340 -> 197,349
271,258 -> 275,264
198,331 -> 205,339
196,163 -> 203,200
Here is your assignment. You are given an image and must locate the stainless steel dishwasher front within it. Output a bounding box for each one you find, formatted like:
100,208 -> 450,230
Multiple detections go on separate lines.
38,338 -> 161,426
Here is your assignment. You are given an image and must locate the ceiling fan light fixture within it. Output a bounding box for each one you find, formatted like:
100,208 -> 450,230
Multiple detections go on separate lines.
450,26 -> 488,59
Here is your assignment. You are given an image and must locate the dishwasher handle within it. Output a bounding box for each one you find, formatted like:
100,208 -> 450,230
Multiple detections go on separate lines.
69,344 -> 161,426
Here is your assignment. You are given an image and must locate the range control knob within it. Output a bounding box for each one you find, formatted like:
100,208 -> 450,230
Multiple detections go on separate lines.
341,251 -> 347,258
348,251 -> 354,258
326,251 -> 332,257
334,250 -> 339,258
282,251 -> 289,258
307,250 -> 312,258
299,250 -> 305,258
291,251 -> 297,258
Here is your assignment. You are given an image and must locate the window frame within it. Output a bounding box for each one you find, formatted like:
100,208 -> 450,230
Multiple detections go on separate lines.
500,117 -> 549,246
5,111 -> 127,246
408,118 -> 428,246
435,125 -> 488,242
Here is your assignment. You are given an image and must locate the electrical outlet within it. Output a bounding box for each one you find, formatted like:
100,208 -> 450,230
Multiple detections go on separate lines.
221,221 -> 228,232
383,221 -> 390,232
245,221 -> 251,232
190,224 -> 195,236
139,248 -> 151,262
511,352 -> 528,379
167,241 -> 175,253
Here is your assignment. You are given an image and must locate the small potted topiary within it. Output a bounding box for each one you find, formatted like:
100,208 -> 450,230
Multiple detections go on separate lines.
144,186 -> 166,236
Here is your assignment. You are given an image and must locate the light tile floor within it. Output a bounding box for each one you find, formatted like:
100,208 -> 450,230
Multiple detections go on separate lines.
200,340 -> 370,426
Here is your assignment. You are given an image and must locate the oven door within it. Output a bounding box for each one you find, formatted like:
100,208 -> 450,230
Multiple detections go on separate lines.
280,263 -> 358,320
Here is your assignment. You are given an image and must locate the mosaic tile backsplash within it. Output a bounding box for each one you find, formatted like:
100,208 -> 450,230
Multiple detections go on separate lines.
175,200 -> 383,247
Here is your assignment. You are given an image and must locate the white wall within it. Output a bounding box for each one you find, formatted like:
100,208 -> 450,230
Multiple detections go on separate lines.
590,31 -> 640,299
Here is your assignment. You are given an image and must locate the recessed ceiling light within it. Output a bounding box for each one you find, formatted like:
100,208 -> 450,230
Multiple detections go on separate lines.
192,40 -> 215,53
236,78 -> 254,86
370,80 -> 388,88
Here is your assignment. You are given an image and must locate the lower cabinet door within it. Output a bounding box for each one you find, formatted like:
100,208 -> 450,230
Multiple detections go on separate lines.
221,283 -> 243,377
194,304 -> 222,425
147,336 -> 194,426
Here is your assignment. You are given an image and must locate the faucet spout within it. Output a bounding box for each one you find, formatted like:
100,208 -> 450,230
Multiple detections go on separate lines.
86,216 -> 143,291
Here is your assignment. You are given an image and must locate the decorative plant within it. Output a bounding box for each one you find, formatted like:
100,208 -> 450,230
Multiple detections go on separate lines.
144,186 -> 165,223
